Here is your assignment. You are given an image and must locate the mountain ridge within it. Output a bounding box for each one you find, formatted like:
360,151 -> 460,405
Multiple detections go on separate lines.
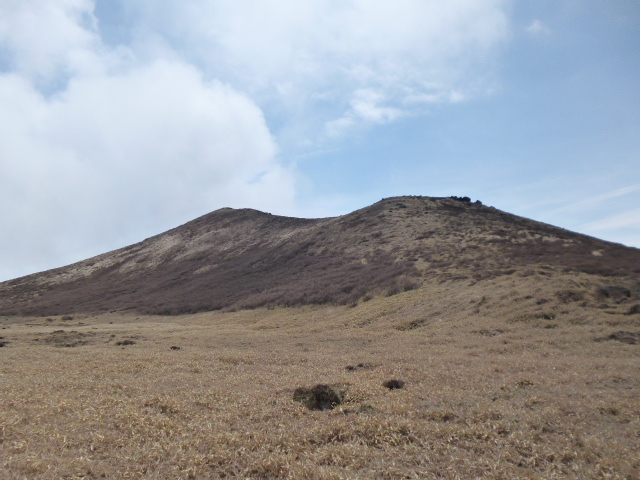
1,195 -> 639,315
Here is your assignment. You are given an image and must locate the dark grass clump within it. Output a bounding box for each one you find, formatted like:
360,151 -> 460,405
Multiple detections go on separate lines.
595,331 -> 638,345
597,286 -> 631,301
626,304 -> 640,315
293,384 -> 343,411
383,379 -> 405,390
555,289 -> 584,303
115,339 -> 136,346
345,362 -> 375,371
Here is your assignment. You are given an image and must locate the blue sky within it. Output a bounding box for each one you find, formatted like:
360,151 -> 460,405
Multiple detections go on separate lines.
1,1 -> 639,281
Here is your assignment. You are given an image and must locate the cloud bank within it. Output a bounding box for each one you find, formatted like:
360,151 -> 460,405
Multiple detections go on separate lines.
122,0 -> 509,137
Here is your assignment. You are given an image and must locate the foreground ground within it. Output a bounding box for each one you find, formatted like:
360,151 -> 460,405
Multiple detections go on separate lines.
1,274 -> 639,479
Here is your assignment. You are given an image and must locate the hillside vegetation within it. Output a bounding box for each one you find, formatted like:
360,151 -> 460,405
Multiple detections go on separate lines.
1,196 -> 639,316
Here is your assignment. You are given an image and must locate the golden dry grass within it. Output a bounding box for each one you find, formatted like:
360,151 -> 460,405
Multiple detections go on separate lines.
1,274 -> 639,479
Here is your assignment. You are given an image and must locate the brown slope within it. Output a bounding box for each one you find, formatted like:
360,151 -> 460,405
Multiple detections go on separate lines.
1,195 -> 639,316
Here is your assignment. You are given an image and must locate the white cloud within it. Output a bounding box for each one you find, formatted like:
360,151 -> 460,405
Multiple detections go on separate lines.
45,60 -> 286,216
544,184 -> 640,217
588,185 -> 640,203
325,89 -> 404,138
350,90 -> 402,124
526,19 -> 551,36
580,208 -> 640,233
0,0 -> 104,82
116,0 -> 510,141
578,207 -> 640,248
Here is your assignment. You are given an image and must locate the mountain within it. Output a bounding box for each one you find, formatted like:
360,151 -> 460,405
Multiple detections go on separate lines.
1,195 -> 639,316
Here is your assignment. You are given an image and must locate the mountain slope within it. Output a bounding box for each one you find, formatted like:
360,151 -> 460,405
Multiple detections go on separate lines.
1,196 -> 639,315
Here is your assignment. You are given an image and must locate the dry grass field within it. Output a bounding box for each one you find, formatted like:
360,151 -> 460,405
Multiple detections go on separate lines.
1,273 -> 639,479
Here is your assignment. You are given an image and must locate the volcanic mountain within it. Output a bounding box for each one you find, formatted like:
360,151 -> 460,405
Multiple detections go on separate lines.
1,195 -> 639,316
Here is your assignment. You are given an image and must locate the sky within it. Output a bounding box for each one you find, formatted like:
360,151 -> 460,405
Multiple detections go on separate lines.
1,1 -> 639,281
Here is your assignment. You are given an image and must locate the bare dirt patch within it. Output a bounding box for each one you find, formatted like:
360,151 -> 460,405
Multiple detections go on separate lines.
37,329 -> 98,347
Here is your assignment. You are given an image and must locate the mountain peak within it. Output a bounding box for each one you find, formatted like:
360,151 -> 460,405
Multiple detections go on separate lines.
1,196 -> 639,316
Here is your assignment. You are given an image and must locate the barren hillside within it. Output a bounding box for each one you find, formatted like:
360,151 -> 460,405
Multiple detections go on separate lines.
1,195 -> 639,315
